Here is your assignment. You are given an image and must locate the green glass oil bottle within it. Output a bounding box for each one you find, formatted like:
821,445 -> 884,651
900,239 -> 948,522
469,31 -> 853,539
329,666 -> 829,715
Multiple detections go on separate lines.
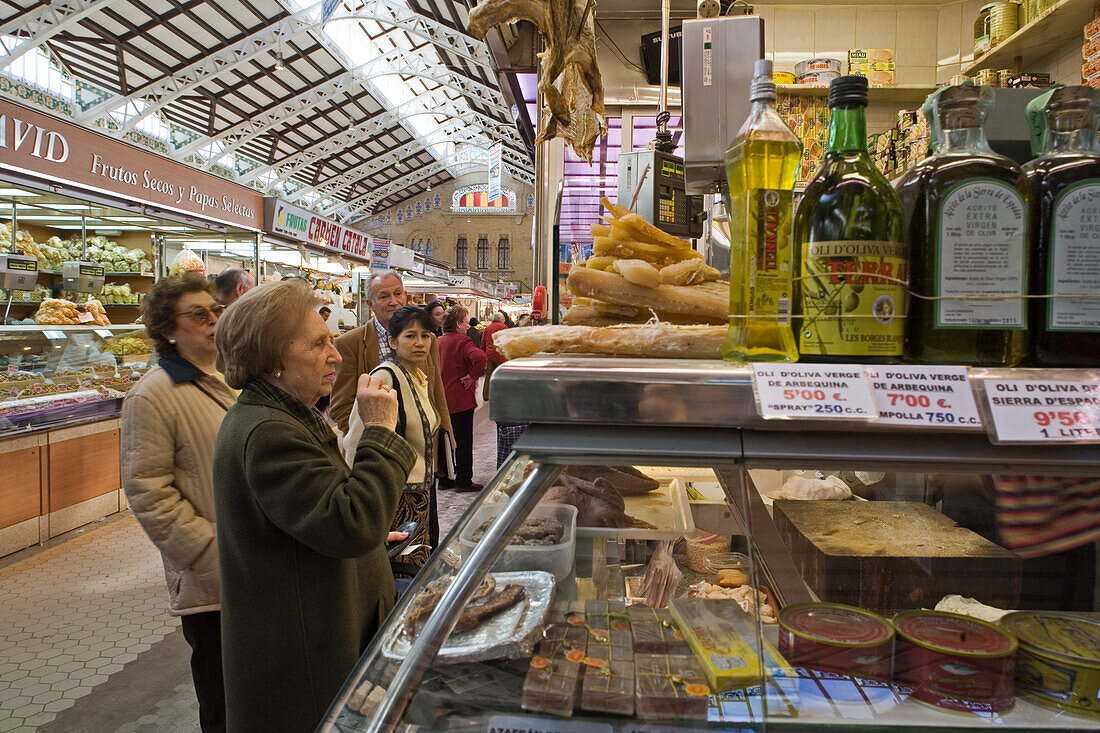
723,59 -> 802,362
792,76 -> 909,362
1022,86 -> 1100,367
894,84 -> 1029,366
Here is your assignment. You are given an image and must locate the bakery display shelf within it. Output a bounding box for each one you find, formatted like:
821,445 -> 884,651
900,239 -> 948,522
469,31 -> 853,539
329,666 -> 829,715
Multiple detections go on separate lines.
779,84 -> 938,105
324,358 -> 1100,732
963,0 -> 1094,74
36,270 -> 153,277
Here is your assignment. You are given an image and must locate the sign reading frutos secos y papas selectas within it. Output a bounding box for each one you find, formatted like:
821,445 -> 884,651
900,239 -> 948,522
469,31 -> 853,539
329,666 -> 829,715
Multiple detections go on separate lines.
0,99 -> 263,230
264,198 -> 372,262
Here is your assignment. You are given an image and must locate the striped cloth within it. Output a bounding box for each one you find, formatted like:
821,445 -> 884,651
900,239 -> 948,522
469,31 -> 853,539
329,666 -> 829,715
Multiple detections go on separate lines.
992,475 -> 1100,559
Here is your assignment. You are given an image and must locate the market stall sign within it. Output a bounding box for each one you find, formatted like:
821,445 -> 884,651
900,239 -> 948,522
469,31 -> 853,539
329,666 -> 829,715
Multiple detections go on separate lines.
0,99 -> 262,230
865,365 -> 982,428
371,239 -> 391,269
983,380 -> 1100,444
264,198 -> 370,262
752,364 -> 878,420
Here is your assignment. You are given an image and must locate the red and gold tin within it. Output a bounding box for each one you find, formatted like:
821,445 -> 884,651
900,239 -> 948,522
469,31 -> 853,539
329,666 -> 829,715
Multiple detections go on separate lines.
894,610 -> 1017,713
779,603 -> 894,679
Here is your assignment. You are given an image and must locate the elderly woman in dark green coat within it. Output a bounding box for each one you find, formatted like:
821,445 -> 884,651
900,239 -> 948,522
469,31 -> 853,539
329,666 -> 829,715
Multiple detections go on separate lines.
212,279 -> 414,732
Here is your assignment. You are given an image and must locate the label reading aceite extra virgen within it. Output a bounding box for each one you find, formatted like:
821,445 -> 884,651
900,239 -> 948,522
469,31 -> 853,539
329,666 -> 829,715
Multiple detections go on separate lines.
1050,182 -> 1100,331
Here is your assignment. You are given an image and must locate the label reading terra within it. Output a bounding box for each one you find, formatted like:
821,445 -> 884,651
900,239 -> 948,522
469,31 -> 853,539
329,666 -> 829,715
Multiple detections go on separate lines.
936,180 -> 1027,329
798,240 -> 907,357
1049,182 -> 1100,332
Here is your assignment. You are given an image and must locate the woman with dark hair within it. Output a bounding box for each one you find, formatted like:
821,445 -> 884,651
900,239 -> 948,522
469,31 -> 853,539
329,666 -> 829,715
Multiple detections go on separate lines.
438,305 -> 487,492
424,300 -> 445,337
354,305 -> 442,575
120,272 -> 235,732
212,279 -> 413,732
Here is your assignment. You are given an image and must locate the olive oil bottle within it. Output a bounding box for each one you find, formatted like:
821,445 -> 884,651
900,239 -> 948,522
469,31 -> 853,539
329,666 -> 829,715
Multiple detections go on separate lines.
792,76 -> 908,362
1022,86 -> 1100,367
894,84 -> 1028,366
723,59 -> 802,362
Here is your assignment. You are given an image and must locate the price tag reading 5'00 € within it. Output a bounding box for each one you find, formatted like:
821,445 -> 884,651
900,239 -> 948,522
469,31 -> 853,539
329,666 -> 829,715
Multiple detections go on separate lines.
752,364 -> 878,420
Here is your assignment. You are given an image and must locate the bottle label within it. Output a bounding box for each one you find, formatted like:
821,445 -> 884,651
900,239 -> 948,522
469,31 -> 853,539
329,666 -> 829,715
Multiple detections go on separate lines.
750,188 -> 793,324
1049,181 -> 1100,332
935,179 -> 1027,329
797,239 -> 907,356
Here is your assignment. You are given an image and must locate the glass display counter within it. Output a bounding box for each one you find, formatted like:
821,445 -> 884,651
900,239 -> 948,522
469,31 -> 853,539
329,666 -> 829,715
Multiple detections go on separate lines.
321,358 -> 1100,733
0,324 -> 152,436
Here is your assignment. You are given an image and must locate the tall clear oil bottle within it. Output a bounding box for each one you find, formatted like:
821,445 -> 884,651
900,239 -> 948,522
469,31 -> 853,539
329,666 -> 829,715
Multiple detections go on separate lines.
1022,86 -> 1100,367
895,84 -> 1029,366
792,75 -> 908,362
723,59 -> 802,362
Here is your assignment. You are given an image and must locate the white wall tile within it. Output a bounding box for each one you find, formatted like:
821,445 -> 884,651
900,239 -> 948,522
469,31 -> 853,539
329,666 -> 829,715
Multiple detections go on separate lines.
896,8 -> 938,68
937,2 -> 963,67
756,6 -> 776,58
813,7 -> 856,61
855,8 -> 897,55
897,66 -> 937,86
774,7 -> 815,60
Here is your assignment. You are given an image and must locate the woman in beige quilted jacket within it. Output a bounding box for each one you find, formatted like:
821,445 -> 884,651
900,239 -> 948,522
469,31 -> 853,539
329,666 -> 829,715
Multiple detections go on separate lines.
120,273 -> 236,733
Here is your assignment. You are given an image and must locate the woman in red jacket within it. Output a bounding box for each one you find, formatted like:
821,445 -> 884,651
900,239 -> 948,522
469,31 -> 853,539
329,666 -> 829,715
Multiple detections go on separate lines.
437,306 -> 487,492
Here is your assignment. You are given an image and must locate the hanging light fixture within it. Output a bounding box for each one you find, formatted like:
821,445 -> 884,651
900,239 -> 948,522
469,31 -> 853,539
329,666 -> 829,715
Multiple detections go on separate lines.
274,51 -> 286,71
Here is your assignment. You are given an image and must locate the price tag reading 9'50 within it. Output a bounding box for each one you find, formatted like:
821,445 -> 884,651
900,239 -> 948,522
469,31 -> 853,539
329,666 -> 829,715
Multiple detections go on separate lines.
984,380 -> 1100,444
752,364 -> 878,420
865,365 -> 983,428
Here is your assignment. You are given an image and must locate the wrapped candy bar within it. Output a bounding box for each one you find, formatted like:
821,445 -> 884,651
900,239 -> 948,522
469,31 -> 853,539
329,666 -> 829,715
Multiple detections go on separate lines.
522,624 -> 586,716
629,606 -> 691,655
634,653 -> 710,720
580,637 -> 635,716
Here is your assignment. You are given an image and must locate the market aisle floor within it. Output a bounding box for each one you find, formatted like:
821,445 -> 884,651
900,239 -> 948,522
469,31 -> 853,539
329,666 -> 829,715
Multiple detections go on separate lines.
1,400 -> 500,732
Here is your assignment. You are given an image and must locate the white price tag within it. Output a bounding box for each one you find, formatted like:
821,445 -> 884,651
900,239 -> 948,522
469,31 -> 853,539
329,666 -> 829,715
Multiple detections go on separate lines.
487,716 -> 612,733
984,380 -> 1100,443
865,365 -> 983,428
752,364 -> 877,420
77,311 -> 93,323
94,329 -> 113,338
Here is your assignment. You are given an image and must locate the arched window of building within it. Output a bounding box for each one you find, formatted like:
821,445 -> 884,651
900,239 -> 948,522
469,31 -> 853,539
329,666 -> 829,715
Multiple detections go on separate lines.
498,236 -> 510,270
426,239 -> 433,257
456,236 -> 468,269
476,236 -> 489,270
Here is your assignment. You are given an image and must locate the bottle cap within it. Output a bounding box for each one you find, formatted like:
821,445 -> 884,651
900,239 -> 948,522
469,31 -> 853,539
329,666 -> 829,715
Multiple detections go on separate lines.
750,58 -> 776,101
828,75 -> 869,108
1045,85 -> 1100,132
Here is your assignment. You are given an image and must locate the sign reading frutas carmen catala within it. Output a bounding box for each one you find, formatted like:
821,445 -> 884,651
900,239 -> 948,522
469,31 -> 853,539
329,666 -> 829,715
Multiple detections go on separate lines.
0,99 -> 262,230
264,197 -> 371,262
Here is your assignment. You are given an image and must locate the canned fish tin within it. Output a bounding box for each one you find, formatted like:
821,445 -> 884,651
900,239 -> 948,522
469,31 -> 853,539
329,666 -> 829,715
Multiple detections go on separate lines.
976,68 -> 997,87
779,603 -> 894,679
1000,611 -> 1100,716
894,610 -> 1017,713
950,74 -> 970,86
796,71 -> 840,87
997,69 -> 1014,87
989,2 -> 1019,47
795,58 -> 842,77
774,71 -> 796,85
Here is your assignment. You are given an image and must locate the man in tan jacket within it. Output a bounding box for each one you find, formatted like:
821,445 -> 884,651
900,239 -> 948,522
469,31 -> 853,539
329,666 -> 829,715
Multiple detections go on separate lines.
331,271 -> 452,543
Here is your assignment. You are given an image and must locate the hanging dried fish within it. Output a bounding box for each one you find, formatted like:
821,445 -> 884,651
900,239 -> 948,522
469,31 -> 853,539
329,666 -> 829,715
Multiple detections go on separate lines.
468,0 -> 607,162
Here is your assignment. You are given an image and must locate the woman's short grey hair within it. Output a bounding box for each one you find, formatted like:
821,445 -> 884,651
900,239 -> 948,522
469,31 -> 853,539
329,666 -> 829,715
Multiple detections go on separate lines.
216,279 -> 320,389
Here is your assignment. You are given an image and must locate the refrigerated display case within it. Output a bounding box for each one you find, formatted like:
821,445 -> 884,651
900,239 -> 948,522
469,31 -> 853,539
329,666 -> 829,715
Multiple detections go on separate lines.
321,358 -> 1099,732
0,324 -> 152,435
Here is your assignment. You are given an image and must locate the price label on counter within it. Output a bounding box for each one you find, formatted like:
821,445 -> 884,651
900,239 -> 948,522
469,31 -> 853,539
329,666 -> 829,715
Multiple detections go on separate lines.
752,364 -> 877,420
984,380 -> 1100,443
865,365 -> 983,428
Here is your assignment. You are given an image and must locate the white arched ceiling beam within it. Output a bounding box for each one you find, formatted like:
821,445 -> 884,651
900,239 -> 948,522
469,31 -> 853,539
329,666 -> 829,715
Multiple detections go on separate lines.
74,0 -> 495,132
291,120 -> 531,201
322,155 -> 532,218
0,0 -> 127,69
236,88 -> 518,187
176,47 -> 512,168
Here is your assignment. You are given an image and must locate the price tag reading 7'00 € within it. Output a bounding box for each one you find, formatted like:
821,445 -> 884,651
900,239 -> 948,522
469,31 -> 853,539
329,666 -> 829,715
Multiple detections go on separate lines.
865,365 -> 983,428
984,380 -> 1100,444
752,364 -> 878,420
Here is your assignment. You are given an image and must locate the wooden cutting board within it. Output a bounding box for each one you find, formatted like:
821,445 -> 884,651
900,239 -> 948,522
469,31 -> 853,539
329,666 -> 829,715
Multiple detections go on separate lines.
772,500 -> 1021,612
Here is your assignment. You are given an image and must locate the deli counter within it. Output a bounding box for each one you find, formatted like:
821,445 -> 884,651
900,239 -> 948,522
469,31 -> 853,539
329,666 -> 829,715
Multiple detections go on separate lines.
321,358 -> 1100,732
0,325 -> 153,557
